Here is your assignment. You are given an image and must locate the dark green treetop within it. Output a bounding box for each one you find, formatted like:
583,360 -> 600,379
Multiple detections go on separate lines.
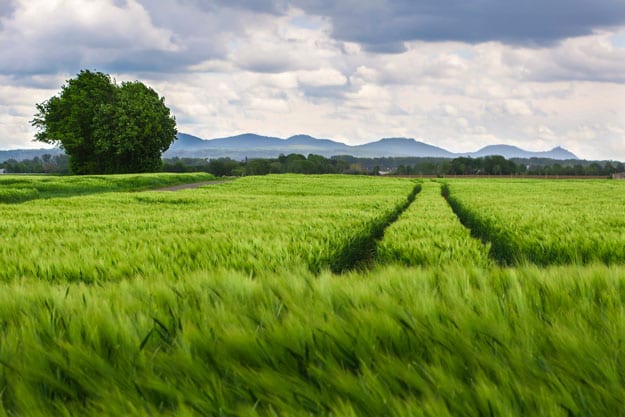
32,70 -> 177,174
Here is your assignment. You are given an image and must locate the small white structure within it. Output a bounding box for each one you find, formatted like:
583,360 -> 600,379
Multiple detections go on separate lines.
0,169 -> 5,174
613,172 -> 625,180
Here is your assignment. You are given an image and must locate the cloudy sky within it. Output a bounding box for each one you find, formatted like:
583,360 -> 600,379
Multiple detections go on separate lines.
1,0 -> 625,160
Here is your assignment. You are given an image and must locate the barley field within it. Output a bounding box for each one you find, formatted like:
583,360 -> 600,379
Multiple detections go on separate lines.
1,174 -> 624,416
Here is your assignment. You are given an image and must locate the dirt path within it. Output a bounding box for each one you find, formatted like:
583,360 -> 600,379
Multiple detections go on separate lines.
154,180 -> 230,191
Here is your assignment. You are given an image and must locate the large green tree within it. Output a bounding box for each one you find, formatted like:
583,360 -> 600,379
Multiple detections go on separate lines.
32,70 -> 177,174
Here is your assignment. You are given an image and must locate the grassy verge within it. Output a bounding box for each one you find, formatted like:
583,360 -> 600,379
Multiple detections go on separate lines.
0,172 -> 216,203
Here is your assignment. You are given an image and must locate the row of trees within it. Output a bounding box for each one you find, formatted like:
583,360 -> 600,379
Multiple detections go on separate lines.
162,154 -> 357,176
524,161 -> 625,176
446,156 -> 520,175
393,156 -> 518,176
397,156 -> 624,176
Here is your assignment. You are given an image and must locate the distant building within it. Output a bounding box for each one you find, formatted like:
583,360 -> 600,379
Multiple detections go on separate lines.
0,169 -> 5,174
613,172 -> 625,179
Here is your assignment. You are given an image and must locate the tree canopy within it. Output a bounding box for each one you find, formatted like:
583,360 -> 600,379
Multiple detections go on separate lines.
32,70 -> 177,174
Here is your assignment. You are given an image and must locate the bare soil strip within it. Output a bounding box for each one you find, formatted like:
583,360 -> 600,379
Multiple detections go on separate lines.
154,180 -> 230,191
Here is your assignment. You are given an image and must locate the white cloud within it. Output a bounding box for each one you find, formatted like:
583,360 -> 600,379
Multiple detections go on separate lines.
489,99 -> 535,117
503,31 -> 625,83
0,78 -> 58,149
296,68 -> 346,88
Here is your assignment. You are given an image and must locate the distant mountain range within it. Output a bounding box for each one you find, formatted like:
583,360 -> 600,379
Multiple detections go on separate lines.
164,133 -> 578,160
0,133 -> 578,162
469,144 -> 576,160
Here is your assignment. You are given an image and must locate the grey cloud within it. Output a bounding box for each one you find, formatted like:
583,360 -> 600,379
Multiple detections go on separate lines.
237,59 -> 295,74
300,84 -> 353,101
290,0 -> 625,49
0,0 -> 230,77
363,42 -> 407,54
102,50 -> 208,73
521,60 -> 625,84
0,0 -> 16,16
141,0 -> 260,36
2,73 -> 70,90
0,43 -> 206,76
0,0 -> 16,30
179,0 -> 288,14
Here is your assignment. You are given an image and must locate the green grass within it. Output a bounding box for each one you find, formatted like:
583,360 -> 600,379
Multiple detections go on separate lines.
0,172 -> 216,203
1,266 -> 624,416
1,175 -> 624,416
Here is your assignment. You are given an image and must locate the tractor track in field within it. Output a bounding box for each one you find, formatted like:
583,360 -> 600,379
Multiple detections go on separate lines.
330,182 -> 422,273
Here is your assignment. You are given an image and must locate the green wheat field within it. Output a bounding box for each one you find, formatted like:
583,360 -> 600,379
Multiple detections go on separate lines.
1,173 -> 625,416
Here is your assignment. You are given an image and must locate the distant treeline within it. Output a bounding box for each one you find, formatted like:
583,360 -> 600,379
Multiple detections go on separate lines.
162,154 -> 625,177
0,154 -> 69,174
434,156 -> 625,176
2,153 -> 623,177
163,154 -> 356,176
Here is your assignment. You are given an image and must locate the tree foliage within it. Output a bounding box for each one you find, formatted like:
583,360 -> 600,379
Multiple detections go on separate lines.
447,155 -> 518,175
162,154 -> 353,176
32,70 -> 176,174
